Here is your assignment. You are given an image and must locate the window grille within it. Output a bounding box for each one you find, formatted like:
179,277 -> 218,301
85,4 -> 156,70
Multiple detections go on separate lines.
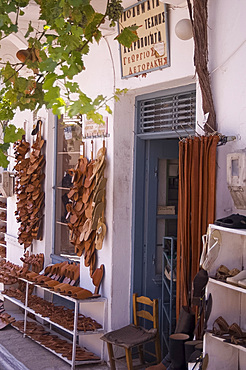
138,90 -> 196,136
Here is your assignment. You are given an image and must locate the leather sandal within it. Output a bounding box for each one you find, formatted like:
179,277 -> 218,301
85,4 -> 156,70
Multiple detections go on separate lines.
92,264 -> 104,295
95,220 -> 106,250
72,288 -> 93,299
208,316 -> 230,338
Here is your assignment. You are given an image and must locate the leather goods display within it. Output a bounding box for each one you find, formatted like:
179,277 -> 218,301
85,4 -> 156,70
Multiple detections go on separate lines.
0,245 -> 6,258
3,288 -> 102,332
208,316 -> 246,347
66,142 -> 107,277
24,261 -> 104,298
19,251 -> 44,275
0,235 -> 6,245
0,259 -> 20,284
26,261 -> 81,287
214,213 -> 246,229
14,126 -> 45,249
0,253 -> 44,285
0,312 -> 16,330
12,320 -> 100,361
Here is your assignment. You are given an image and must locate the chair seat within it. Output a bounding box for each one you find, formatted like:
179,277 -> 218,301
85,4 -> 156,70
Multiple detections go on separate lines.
101,323 -> 157,349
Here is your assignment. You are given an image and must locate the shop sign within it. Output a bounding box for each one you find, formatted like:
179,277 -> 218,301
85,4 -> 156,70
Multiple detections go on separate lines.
119,0 -> 170,78
83,117 -> 108,138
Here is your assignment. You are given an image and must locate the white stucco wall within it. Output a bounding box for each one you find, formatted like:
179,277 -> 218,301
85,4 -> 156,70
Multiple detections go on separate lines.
207,0 -> 246,219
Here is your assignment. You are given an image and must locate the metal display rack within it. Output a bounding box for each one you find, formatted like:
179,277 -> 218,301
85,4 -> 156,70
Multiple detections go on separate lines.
2,277 -> 107,370
204,224 -> 246,369
161,236 -> 177,356
0,195 -> 7,259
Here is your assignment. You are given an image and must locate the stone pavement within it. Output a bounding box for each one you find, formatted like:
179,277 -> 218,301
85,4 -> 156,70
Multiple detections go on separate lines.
0,326 -> 109,370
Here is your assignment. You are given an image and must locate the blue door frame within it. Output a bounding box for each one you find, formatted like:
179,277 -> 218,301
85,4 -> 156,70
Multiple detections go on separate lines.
132,84 -> 196,302
132,137 -> 179,301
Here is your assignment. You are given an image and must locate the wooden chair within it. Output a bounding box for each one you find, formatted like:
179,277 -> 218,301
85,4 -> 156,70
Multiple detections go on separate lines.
101,293 -> 161,369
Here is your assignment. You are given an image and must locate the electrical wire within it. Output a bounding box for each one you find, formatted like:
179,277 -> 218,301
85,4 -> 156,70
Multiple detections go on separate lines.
210,39 -> 246,75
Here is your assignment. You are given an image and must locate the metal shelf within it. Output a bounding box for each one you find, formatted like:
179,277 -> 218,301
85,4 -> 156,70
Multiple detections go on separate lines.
2,278 -> 107,369
209,277 -> 246,294
3,294 -> 104,336
2,294 -> 26,310
205,332 -> 246,353
11,313 -> 102,367
161,236 -> 177,356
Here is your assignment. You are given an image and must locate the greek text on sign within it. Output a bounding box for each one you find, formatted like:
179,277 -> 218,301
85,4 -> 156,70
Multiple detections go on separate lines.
83,117 -> 108,138
119,0 -> 170,78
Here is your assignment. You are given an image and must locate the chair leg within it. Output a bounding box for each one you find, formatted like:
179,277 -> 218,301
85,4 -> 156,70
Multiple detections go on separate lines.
155,336 -> 162,364
125,348 -> 133,370
138,344 -> 145,364
107,343 -> 116,370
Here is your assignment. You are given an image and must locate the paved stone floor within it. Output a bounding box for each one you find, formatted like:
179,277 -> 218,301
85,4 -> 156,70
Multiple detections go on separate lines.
0,326 -> 109,370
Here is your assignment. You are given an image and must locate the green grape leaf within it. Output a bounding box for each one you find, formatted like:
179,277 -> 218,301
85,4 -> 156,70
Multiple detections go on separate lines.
105,105 -> 112,114
86,111 -> 104,124
43,73 -> 57,90
1,62 -> 16,83
44,86 -> 60,105
0,97 -> 14,121
68,100 -> 83,117
52,99 -> 66,117
4,124 -> 25,143
55,18 -> 65,28
0,150 -> 9,168
0,143 -> 10,152
24,21 -> 33,38
65,81 -> 80,93
40,58 -> 58,73
93,95 -> 105,107
115,26 -> 139,48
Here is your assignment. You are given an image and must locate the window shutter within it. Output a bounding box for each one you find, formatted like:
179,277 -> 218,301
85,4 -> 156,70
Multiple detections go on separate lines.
138,90 -> 196,137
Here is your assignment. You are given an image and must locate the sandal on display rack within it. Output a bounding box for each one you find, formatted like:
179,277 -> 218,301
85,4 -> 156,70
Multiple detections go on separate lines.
214,213 -> 246,229
214,265 -> 240,282
200,229 -> 222,271
226,269 -> 246,286
208,316 -> 246,347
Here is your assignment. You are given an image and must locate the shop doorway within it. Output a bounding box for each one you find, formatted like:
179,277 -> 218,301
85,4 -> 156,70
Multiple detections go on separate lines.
132,85 -> 196,353
132,138 -> 179,300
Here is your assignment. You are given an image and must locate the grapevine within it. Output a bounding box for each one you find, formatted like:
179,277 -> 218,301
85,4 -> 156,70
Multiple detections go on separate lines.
106,0 -> 124,24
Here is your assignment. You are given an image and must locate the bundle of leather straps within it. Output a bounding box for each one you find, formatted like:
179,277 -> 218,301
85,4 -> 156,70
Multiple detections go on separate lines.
14,123 -> 45,249
66,142 -> 107,277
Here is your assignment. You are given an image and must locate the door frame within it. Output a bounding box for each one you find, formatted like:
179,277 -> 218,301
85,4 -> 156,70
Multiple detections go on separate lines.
131,84 -> 196,298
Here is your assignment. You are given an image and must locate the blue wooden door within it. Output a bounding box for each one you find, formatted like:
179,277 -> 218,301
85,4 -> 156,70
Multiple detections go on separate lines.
133,138 -> 179,301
